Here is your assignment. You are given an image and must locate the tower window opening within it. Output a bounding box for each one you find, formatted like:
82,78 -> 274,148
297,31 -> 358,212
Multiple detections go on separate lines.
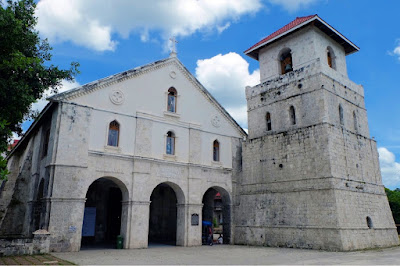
266,112 -> 272,131
289,106 -> 296,125
366,216 -> 373,229
280,49 -> 293,74
327,46 -> 336,70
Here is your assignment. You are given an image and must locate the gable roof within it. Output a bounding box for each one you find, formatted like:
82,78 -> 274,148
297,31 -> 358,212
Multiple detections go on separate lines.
50,57 -> 247,137
245,15 -> 359,60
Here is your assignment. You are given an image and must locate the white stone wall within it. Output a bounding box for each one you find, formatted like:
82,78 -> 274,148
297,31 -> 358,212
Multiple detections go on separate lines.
257,26 -> 348,82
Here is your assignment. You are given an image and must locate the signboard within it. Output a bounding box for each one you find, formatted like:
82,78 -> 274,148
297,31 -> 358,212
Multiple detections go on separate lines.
191,213 -> 199,226
82,207 -> 96,236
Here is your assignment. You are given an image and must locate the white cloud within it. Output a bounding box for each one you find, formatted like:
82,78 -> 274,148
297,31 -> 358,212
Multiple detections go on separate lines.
36,0 -> 262,52
268,0 -> 320,12
226,105 -> 248,128
393,40 -> 400,61
378,147 -> 400,189
195,52 -> 259,128
31,80 -> 81,112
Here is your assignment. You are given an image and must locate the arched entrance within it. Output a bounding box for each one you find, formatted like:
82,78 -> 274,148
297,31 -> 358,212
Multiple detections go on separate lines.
202,187 -> 231,245
148,182 -> 184,246
81,177 -> 126,249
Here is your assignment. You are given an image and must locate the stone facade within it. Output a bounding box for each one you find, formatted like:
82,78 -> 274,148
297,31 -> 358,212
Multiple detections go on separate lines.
1,57 -> 244,252
0,16 -> 397,253
234,17 -> 398,250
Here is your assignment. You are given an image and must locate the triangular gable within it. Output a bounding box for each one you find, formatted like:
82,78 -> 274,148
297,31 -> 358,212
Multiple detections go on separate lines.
49,57 -> 247,137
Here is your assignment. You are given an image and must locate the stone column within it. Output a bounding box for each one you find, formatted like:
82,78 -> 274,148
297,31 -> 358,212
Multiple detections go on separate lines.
121,201 -> 130,249
127,201 -> 150,249
186,204 -> 203,246
176,204 -> 187,246
47,197 -> 86,252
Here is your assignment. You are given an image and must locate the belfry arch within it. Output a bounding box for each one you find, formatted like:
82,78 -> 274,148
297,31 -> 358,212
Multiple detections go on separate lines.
202,186 -> 232,244
148,182 -> 185,246
80,177 -> 128,249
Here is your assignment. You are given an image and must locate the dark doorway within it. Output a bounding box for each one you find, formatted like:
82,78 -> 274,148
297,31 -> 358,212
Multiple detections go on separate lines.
81,178 -> 122,249
202,187 -> 231,245
148,183 -> 177,245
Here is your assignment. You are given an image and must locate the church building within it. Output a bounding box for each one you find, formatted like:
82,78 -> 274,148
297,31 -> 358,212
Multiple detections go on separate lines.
1,15 -> 398,252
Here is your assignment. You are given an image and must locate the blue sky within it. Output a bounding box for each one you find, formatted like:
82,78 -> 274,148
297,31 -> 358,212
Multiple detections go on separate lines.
23,0 -> 400,188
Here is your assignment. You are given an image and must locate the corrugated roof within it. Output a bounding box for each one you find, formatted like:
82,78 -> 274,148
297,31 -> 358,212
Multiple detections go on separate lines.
244,15 -> 317,54
244,15 -> 359,60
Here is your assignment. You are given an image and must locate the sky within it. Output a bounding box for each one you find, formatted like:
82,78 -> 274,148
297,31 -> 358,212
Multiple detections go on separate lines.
20,0 -> 400,188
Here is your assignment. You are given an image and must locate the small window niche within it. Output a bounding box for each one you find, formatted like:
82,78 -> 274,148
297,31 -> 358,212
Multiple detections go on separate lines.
266,112 -> 272,131
107,120 -> 120,147
289,106 -> 296,125
366,216 -> 373,229
279,48 -> 293,74
353,111 -> 358,132
213,140 -> 220,162
339,104 -> 344,126
327,46 -> 336,70
166,131 -> 175,155
167,87 -> 177,113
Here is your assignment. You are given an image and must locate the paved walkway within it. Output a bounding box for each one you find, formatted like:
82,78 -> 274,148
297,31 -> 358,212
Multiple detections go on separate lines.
53,244 -> 400,265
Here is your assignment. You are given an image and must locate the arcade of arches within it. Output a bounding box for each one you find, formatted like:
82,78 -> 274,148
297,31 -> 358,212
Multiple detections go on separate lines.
80,178 -> 231,249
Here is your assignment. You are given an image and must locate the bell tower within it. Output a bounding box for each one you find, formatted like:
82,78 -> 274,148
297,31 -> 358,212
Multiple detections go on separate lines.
235,15 -> 398,250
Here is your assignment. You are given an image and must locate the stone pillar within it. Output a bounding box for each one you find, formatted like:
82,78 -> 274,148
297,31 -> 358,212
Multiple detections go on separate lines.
186,204 -> 203,246
121,201 -> 130,249
176,204 -> 187,246
223,203 -> 233,244
47,198 -> 86,252
127,201 -> 150,249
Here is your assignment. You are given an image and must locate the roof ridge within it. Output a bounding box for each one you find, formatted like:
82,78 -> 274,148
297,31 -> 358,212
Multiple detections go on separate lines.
244,15 -> 317,54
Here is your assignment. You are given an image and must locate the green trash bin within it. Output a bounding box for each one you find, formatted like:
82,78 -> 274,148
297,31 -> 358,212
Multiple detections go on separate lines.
116,235 -> 123,249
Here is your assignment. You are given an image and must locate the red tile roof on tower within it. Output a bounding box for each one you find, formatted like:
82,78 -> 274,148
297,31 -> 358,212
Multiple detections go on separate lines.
244,15 -> 359,60
244,15 -> 317,54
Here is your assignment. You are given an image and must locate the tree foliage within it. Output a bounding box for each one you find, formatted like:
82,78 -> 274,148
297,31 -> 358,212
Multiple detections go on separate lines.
385,188 -> 400,224
0,0 -> 79,180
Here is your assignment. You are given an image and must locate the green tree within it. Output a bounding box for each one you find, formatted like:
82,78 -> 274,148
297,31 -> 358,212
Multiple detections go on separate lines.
385,188 -> 400,224
0,0 -> 79,180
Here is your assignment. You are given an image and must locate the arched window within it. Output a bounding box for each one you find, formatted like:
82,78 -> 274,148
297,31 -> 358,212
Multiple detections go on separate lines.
279,48 -> 293,74
353,111 -> 358,132
213,140 -> 220,162
289,106 -> 296,125
166,131 -> 175,155
266,112 -> 272,131
108,120 -> 119,147
327,46 -> 336,69
339,104 -> 344,125
167,87 -> 177,113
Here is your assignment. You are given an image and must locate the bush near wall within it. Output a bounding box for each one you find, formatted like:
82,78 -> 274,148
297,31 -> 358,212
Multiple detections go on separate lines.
385,188 -> 400,225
